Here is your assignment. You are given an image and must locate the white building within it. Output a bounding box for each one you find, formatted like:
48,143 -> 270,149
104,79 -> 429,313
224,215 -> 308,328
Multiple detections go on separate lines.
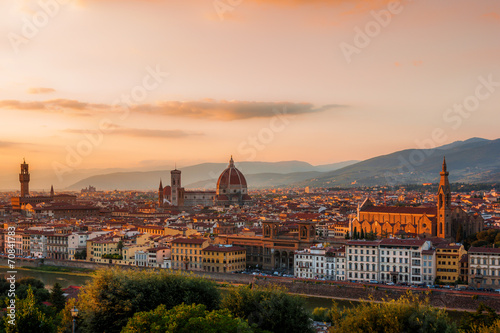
294,246 -> 327,279
346,240 -> 380,283
28,231 -> 48,258
68,232 -> 89,260
325,246 -> 346,281
378,239 -> 432,285
468,247 -> 500,288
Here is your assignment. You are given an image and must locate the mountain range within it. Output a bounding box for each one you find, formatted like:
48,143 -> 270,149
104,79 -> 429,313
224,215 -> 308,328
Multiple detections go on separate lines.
2,137 -> 499,191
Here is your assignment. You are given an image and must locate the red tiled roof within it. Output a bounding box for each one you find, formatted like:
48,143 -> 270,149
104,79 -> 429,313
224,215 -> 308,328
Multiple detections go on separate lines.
468,247 -> 500,254
380,238 -> 427,247
347,240 -> 381,246
362,206 -> 436,215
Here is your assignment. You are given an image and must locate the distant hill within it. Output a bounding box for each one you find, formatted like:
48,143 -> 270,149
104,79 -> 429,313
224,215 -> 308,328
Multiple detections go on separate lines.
63,137 -> 500,190
66,160 -> 358,190
294,138 -> 500,188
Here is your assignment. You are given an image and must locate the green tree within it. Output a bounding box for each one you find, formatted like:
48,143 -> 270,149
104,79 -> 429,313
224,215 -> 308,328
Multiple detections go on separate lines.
50,282 -> 66,312
312,307 -> 330,322
121,303 -> 254,333
15,277 -> 50,303
3,287 -> 55,333
221,285 -> 313,333
360,229 -> 365,239
459,303 -> 499,333
328,292 -> 456,333
74,250 -> 87,260
77,267 -> 221,333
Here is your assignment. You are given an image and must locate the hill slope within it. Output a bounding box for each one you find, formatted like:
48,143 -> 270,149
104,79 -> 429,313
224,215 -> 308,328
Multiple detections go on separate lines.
295,138 -> 500,187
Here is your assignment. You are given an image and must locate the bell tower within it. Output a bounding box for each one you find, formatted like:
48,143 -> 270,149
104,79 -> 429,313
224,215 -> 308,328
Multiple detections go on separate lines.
158,179 -> 164,207
437,157 -> 452,238
171,168 -> 181,206
19,159 -> 30,198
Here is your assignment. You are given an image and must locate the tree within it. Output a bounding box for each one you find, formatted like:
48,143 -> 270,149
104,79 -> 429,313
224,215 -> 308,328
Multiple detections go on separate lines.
50,282 -> 66,312
74,250 -> 87,260
122,303 -> 254,333
15,277 -> 50,303
117,240 -> 124,251
312,307 -> 330,322
221,285 -> 314,333
77,267 -> 221,333
459,303 -> 499,332
329,292 -> 456,333
3,287 -> 55,333
360,229 -> 365,240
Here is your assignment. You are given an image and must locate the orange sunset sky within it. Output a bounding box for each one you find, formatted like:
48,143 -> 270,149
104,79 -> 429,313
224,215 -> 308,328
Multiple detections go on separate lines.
1,0 -> 499,179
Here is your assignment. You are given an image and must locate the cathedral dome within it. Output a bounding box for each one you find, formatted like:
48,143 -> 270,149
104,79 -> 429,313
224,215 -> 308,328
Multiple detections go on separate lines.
216,156 -> 247,190
215,156 -> 252,206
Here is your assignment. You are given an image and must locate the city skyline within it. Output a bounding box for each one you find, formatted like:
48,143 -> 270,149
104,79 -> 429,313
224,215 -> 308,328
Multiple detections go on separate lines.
1,0 -> 499,177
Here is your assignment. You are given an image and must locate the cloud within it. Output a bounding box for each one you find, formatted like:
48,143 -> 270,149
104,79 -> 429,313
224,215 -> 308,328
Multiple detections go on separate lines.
63,126 -> 203,139
0,98 -> 343,121
0,141 -> 17,148
0,99 -> 110,113
132,100 -> 343,121
27,87 -> 56,94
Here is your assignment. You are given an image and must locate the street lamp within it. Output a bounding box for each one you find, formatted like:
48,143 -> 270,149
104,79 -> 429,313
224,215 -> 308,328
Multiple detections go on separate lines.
70,306 -> 79,333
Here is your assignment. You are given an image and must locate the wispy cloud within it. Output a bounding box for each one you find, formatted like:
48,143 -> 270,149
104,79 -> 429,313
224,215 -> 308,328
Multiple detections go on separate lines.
27,87 -> 56,94
1,98 -> 343,121
131,100 -> 343,121
63,126 -> 203,139
0,141 -> 17,148
0,99 -> 109,112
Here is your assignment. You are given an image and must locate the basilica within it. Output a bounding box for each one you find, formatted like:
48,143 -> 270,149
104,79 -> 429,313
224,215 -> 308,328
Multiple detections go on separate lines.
350,158 -> 484,241
158,156 -> 252,208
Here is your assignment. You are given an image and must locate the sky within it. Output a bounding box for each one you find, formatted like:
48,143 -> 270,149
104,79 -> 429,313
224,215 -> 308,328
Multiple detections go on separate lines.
0,0 -> 499,184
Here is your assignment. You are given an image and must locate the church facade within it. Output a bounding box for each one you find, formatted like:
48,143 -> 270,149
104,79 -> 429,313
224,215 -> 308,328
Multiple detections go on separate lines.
351,158 -> 483,241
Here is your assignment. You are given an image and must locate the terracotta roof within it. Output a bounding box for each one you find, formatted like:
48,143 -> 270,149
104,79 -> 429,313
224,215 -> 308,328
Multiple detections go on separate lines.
347,240 -> 381,246
217,157 -> 247,189
468,247 -> 500,254
380,238 -> 427,247
362,206 -> 436,215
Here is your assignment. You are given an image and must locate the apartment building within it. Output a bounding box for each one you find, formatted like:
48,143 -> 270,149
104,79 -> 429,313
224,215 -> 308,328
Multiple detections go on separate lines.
346,240 -> 380,283
170,238 -> 209,271
435,243 -> 466,284
469,247 -> 500,288
202,245 -> 246,273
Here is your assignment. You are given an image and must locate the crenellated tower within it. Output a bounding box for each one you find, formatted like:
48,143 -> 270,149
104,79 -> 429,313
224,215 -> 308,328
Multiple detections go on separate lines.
19,159 -> 30,198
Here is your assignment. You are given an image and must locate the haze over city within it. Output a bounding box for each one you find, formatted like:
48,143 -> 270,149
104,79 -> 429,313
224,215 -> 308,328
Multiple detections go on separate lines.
1,0 -> 499,180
